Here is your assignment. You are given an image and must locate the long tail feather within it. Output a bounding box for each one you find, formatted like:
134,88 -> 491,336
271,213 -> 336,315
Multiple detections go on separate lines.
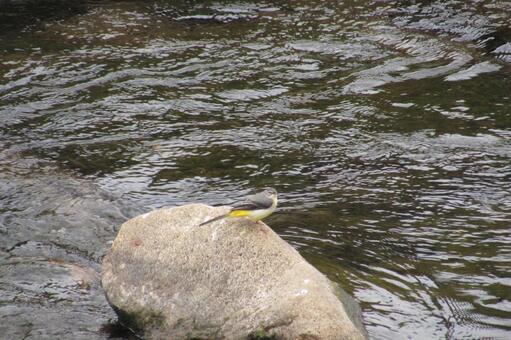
199,213 -> 229,226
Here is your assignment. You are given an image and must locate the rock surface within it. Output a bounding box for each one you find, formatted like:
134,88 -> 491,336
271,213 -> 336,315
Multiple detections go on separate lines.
101,204 -> 367,339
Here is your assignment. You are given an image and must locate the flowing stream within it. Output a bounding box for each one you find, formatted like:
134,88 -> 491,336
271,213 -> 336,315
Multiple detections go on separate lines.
1,0 -> 510,338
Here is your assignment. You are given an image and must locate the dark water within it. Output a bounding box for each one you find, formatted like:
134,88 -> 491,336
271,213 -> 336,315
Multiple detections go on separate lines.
1,0 -> 510,338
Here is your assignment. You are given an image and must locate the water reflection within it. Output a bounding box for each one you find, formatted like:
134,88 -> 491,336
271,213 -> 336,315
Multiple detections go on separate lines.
1,0 -> 511,338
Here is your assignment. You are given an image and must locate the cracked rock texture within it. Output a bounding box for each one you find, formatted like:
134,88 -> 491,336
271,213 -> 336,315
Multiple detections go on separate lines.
101,204 -> 367,339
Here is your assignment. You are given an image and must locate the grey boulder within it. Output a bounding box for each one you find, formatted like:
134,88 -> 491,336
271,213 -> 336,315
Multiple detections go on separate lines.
101,204 -> 367,339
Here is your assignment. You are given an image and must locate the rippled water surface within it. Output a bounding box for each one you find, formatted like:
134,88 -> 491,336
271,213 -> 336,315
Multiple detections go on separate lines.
1,0 -> 511,338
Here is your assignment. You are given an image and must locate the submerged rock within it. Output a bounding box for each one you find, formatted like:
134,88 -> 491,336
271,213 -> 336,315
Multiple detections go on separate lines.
0,241 -> 115,340
101,204 -> 367,339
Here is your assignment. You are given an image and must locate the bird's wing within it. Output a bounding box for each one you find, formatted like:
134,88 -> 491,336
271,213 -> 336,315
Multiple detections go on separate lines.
232,192 -> 273,211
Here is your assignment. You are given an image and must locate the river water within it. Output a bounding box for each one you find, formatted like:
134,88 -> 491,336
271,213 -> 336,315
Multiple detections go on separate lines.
1,0 -> 510,339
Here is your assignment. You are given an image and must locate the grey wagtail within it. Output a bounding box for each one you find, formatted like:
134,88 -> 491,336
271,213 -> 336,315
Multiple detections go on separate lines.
199,188 -> 278,226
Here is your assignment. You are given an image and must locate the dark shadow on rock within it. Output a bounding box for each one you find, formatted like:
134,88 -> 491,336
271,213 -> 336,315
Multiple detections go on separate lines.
100,320 -> 139,339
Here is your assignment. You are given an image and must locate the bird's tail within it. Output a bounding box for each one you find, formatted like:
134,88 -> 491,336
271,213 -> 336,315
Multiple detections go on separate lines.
199,213 -> 229,226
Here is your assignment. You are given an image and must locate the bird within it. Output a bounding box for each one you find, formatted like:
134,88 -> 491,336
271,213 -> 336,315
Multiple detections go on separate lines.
199,188 -> 278,226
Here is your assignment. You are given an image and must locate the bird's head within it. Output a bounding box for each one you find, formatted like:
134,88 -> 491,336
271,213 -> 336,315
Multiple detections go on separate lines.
264,187 -> 278,197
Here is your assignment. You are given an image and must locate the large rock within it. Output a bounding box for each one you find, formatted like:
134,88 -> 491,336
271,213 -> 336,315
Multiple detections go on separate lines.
101,204 -> 367,339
